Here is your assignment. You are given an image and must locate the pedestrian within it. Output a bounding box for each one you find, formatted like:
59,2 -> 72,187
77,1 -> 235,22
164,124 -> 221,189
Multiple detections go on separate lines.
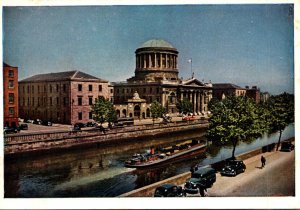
261,155 -> 266,168
199,187 -> 207,197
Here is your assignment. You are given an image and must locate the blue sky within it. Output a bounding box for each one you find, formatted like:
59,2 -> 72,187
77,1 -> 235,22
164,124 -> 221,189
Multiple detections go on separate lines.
3,4 -> 294,95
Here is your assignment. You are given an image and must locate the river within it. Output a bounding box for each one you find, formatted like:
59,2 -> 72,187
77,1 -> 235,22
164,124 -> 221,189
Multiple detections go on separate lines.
4,124 -> 294,197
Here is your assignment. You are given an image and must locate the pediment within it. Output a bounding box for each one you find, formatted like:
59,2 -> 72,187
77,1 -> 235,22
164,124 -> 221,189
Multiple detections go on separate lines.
182,78 -> 205,86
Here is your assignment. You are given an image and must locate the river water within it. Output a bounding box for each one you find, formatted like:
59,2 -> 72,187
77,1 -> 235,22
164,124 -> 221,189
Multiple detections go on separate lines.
4,124 -> 294,198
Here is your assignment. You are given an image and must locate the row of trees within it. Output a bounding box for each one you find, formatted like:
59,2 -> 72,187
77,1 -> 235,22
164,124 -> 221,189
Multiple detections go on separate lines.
206,92 -> 294,158
90,93 -> 294,158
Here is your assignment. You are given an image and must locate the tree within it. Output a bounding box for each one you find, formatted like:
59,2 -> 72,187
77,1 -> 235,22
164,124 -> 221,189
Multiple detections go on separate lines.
150,101 -> 166,124
176,99 -> 193,115
267,92 -> 294,150
206,95 -> 262,158
91,97 -> 117,125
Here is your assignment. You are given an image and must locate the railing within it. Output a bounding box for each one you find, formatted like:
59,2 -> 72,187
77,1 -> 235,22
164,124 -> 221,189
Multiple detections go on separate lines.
4,119 -> 208,146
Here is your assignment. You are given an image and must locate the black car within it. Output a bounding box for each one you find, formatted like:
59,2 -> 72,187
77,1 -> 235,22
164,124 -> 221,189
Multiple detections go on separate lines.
18,124 -> 28,130
86,122 -> 97,127
33,119 -> 42,125
154,184 -> 186,197
4,126 -> 19,134
220,159 -> 246,177
184,167 -> 216,194
74,123 -> 86,128
42,120 -> 52,126
280,142 -> 294,152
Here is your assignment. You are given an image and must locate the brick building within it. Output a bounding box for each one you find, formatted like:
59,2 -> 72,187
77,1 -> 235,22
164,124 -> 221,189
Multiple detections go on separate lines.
19,71 -> 109,125
213,83 -> 261,103
113,39 -> 213,119
3,63 -> 19,127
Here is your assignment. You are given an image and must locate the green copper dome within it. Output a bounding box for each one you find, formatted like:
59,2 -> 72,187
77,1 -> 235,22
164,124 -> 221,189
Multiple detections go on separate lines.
139,39 -> 175,49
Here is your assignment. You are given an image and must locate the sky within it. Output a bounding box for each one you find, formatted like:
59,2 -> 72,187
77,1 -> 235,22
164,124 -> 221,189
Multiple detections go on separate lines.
3,4 -> 294,95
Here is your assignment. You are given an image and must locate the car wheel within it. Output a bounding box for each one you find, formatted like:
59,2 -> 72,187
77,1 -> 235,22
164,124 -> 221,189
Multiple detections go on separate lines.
183,192 -> 187,197
233,171 -> 237,176
242,168 -> 245,173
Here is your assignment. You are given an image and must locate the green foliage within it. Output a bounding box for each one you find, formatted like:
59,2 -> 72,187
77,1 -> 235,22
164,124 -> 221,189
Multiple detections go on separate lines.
176,99 -> 193,114
206,95 -> 262,158
150,101 -> 166,122
91,97 -> 117,124
265,92 -> 294,150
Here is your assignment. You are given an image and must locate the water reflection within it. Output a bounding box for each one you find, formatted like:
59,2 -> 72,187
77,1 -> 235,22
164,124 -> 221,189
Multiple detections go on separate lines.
4,124 -> 294,197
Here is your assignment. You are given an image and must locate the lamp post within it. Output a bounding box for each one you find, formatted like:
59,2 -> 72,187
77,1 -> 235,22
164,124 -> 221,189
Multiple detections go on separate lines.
188,58 -> 193,78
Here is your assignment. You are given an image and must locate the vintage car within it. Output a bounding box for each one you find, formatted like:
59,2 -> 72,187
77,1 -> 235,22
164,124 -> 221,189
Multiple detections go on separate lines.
184,167 -> 216,194
220,159 -> 246,176
154,184 -> 186,197
280,141 -> 295,152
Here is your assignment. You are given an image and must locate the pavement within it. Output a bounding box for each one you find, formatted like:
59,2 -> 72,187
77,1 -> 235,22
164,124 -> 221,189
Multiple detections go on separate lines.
185,149 -> 295,197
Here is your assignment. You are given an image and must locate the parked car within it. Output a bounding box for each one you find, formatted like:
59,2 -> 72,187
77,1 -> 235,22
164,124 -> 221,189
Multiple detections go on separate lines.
220,159 -> 246,177
280,142 -> 295,152
86,122 -> 97,127
74,123 -> 86,128
33,119 -> 42,125
4,126 -> 19,134
18,123 -> 28,130
184,167 -> 216,194
42,120 -> 53,126
72,125 -> 81,131
154,184 -> 186,197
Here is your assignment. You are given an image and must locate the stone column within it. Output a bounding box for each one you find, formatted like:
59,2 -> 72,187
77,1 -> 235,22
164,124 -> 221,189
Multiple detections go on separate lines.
143,54 -> 146,68
161,92 -> 166,107
193,91 -> 197,113
166,54 -> 168,68
189,91 -> 193,103
201,92 -> 204,114
197,91 -> 201,114
160,53 -> 162,69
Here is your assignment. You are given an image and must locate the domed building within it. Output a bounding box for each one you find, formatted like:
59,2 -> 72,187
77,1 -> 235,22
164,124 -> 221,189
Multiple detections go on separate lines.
112,39 -> 212,119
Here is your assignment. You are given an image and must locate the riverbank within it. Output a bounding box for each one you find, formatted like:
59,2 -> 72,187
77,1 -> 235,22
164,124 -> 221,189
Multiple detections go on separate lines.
120,137 -> 295,197
4,119 -> 208,158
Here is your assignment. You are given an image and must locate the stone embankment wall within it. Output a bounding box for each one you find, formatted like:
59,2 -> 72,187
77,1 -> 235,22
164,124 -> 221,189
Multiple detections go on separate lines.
4,121 -> 208,157
120,138 -> 294,197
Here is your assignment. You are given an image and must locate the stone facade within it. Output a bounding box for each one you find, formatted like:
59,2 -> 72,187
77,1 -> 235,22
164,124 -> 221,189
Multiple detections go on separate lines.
113,39 -> 213,119
19,71 -> 109,125
213,83 -> 261,103
3,63 -> 19,127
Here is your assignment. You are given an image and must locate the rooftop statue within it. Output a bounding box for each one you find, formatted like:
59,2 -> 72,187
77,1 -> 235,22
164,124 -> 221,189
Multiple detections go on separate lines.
133,91 -> 140,99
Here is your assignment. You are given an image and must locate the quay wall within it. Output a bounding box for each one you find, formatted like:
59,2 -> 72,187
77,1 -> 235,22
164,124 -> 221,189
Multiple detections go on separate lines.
120,138 -> 294,197
4,121 -> 208,157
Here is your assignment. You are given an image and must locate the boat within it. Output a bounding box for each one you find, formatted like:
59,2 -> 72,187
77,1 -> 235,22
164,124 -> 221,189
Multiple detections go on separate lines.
124,139 -> 207,168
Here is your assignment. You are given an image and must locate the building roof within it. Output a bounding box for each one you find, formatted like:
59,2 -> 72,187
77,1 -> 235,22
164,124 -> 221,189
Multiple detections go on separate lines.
19,70 -> 108,83
139,39 -> 175,49
213,83 -> 245,90
3,62 -> 16,68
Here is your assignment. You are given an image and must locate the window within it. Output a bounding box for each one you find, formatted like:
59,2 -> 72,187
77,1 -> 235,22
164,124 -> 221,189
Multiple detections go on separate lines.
156,87 -> 160,94
89,112 -> 93,119
27,86 -> 30,93
44,85 -> 47,92
8,80 -> 14,88
50,85 -> 52,93
63,84 -> 66,92
50,97 -> 52,106
78,112 -> 82,120
98,85 -> 102,92
38,86 -> 40,93
110,89 -> 113,93
89,85 -> 93,91
150,87 -> 152,93
9,107 -> 14,115
117,89 -> 119,94
32,86 -> 34,93
89,97 -> 93,105
9,93 -> 14,103
143,88 -> 146,93
23,86 -> 25,93
8,70 -> 14,77
56,97 -> 59,105
78,97 -> 82,106
56,84 -> 59,92
78,84 -> 82,91
63,97 -> 67,106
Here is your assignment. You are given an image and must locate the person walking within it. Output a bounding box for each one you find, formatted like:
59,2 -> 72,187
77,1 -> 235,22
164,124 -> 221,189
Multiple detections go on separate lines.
261,155 -> 266,168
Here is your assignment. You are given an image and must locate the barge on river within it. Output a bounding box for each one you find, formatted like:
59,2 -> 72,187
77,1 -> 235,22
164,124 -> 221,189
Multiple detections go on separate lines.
124,139 -> 207,168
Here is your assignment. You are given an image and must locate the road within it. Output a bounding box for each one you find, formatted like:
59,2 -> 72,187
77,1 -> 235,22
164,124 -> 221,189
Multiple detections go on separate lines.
187,149 -> 295,197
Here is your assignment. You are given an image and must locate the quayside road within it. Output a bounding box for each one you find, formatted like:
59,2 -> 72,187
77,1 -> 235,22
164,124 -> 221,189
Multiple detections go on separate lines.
186,149 -> 295,197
